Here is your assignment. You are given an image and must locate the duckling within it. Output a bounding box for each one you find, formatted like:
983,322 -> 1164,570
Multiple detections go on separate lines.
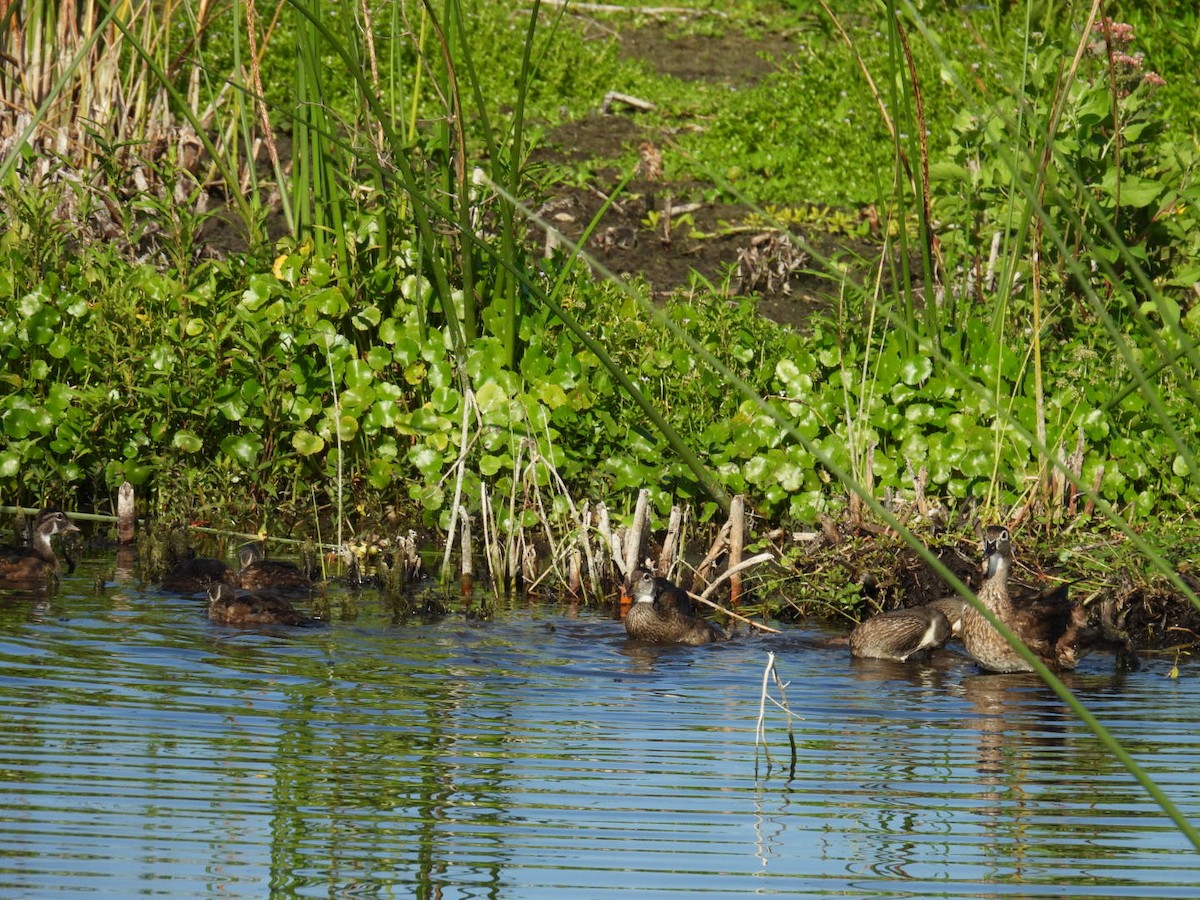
237,541 -> 313,594
0,509 -> 80,584
960,525 -> 1087,673
625,569 -> 727,646
206,583 -> 315,627
927,596 -> 970,638
849,605 -> 953,662
161,555 -> 238,594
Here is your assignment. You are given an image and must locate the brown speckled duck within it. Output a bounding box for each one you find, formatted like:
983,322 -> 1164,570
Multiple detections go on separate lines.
960,525 -> 1087,673
237,541 -> 313,594
161,555 -> 239,594
206,583 -> 315,627
625,569 -> 727,646
928,596 -> 970,638
0,509 -> 80,584
849,605 -> 953,661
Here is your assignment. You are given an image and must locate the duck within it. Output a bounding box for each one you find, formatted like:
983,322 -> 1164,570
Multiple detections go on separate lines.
206,582 -> 315,627
849,605 -> 953,661
927,596 -> 970,638
237,541 -> 313,594
960,525 -> 1087,673
0,509 -> 80,583
161,555 -> 239,594
625,569 -> 727,646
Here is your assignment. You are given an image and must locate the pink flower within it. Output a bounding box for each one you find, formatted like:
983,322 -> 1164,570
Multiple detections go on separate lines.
1143,71 -> 1166,87
1093,17 -> 1135,47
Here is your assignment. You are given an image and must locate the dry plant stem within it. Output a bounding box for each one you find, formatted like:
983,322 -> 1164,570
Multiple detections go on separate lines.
460,513 -> 473,594
580,502 -> 601,597
596,502 -> 617,582
728,495 -> 745,607
659,192 -> 672,249
440,386 -> 477,581
769,654 -> 798,776
479,483 -> 500,595
624,489 -> 650,578
693,552 -> 779,634
526,452 -> 564,584
658,505 -> 683,578
755,652 -> 776,771
503,440 -> 526,592
693,520 -> 731,593
522,543 -> 537,588
244,0 -> 281,200
568,547 -> 581,595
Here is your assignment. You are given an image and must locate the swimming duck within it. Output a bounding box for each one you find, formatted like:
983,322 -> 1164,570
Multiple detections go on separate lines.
206,583 -> 315,626
0,509 -> 80,583
927,596 -> 970,637
960,525 -> 1087,673
161,555 -> 238,594
625,569 -> 727,646
237,541 -> 313,593
849,605 -> 953,661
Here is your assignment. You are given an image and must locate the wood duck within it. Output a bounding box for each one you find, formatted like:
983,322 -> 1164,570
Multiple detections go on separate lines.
927,596 -> 970,637
625,569 -> 727,646
161,555 -> 239,594
849,605 -> 953,661
960,525 -> 1087,673
0,509 -> 80,584
237,541 -> 313,593
206,583 -> 315,627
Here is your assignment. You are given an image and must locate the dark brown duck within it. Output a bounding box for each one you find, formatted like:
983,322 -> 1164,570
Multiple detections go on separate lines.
206,583 -> 315,627
161,556 -> 239,594
625,569 -> 727,646
0,509 -> 80,584
237,541 -> 313,594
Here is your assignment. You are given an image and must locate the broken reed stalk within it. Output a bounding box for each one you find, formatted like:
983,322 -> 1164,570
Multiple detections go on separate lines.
460,512 -> 474,595
580,501 -> 602,597
623,488 -> 650,580
568,546 -> 582,595
596,502 -> 616,583
728,494 -> 745,607
657,504 -> 683,579
117,482 -> 136,544
693,519 -> 731,595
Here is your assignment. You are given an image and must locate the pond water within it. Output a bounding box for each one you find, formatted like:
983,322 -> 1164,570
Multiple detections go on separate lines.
1,556 -> 1198,898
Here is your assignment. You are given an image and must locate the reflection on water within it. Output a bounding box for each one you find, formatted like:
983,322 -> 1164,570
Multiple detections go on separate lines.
1,557 -> 1197,898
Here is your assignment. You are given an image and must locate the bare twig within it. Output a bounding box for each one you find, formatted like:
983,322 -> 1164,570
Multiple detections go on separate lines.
755,652 -> 799,779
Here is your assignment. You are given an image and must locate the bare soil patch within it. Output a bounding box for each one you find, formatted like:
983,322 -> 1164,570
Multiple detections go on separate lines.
527,21 -> 880,330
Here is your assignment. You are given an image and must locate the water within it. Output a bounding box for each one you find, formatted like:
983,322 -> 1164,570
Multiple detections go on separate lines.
1,557 -> 1197,898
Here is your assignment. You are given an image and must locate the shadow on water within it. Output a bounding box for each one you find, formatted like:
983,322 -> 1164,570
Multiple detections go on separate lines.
0,555 -> 1198,898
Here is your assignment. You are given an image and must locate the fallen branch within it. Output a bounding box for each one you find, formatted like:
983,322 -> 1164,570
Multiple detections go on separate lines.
692,551 -> 779,634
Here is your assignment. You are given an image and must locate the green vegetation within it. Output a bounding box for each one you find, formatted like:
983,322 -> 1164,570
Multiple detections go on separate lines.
4,0 -> 1200,851
1,0 -> 1198,574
